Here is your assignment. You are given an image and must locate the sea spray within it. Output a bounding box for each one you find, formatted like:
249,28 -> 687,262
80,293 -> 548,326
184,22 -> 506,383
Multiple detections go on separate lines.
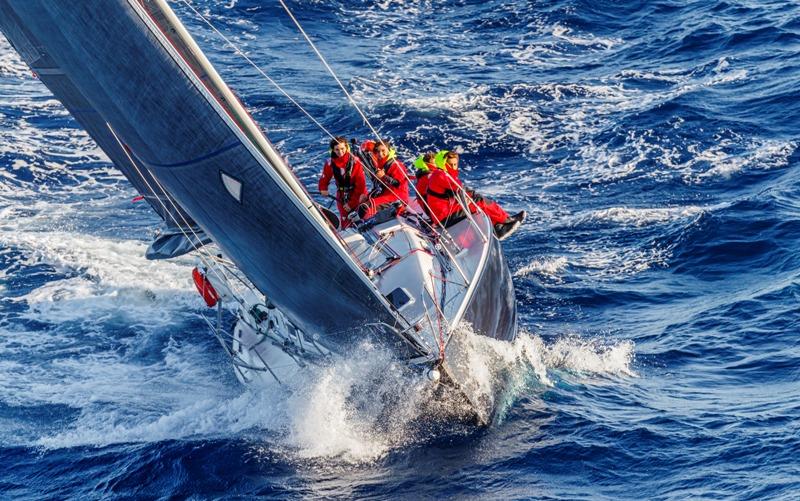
270,327 -> 637,462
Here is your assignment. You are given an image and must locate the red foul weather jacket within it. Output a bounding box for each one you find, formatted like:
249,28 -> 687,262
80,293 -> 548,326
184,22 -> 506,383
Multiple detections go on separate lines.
318,152 -> 367,225
370,156 -> 410,209
425,165 -> 509,226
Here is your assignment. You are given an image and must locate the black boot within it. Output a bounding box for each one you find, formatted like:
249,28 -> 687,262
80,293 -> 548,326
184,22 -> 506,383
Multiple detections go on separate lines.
494,211 -> 526,240
494,220 -> 520,240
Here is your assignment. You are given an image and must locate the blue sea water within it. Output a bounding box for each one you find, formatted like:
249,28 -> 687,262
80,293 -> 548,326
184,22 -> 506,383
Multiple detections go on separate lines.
1,0 -> 799,499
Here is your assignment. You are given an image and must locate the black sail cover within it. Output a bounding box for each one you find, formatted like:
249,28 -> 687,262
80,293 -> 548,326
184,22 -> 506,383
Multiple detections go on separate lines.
0,0 -> 416,356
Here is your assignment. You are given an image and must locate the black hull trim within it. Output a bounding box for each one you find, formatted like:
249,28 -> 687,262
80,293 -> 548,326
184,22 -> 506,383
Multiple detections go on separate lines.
438,235 -> 518,425
461,235 -> 517,342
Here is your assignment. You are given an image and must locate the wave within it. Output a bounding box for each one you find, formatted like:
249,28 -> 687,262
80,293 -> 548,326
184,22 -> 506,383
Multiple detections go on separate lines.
514,256 -> 569,281
1,319 -> 635,464
574,206 -> 705,227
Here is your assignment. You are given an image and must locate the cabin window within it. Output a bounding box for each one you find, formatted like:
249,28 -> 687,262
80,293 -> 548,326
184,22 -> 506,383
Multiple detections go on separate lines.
386,287 -> 414,311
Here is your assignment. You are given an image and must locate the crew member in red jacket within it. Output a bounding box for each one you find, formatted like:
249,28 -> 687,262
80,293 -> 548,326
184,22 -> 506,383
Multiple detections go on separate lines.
361,139 -> 409,216
413,151 -> 435,198
412,152 -> 436,216
319,136 -> 367,228
426,150 -> 525,240
425,156 -> 463,226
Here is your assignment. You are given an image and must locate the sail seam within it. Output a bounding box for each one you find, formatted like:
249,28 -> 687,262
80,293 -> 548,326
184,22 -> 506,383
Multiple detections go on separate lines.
143,140 -> 239,168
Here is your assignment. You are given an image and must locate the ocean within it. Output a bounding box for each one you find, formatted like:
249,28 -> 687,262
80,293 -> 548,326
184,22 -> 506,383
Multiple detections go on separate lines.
1,0 -> 798,499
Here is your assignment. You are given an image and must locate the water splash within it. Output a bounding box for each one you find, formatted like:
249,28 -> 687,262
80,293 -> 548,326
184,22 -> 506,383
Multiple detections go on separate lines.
515,256 -> 569,281
542,335 -> 637,377
8,321 -> 637,464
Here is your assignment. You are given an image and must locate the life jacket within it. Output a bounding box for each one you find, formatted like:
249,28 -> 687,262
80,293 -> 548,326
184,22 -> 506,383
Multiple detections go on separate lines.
434,150 -> 449,170
413,154 -> 431,173
331,153 -> 356,197
426,184 -> 455,200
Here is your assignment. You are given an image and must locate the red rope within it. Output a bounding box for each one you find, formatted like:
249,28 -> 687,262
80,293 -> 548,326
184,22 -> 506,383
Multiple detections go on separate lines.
429,271 -> 446,361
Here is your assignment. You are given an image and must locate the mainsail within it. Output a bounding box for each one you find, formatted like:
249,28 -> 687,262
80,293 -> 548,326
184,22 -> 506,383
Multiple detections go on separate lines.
0,0 -> 421,356
0,3 -> 201,241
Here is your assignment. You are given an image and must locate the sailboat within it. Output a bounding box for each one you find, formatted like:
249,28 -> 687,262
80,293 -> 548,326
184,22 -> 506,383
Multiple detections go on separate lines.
0,0 -> 517,423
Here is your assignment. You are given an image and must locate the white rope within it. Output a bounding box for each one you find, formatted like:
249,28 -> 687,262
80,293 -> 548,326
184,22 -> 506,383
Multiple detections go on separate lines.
276,0 -> 383,140
179,0 -> 336,139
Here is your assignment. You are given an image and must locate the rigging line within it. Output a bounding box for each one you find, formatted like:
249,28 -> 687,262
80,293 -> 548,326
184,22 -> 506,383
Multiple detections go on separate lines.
186,0 -> 455,247
178,0 -> 335,139
445,171 -> 489,243
420,287 -> 443,361
276,0 -> 383,140
109,125 -> 220,279
428,271 -> 447,360
141,161 -> 248,301
106,123 -> 242,303
396,162 -> 451,238
176,0 -> 394,275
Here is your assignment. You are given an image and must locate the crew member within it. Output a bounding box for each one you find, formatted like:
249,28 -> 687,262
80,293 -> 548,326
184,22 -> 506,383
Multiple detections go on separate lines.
319,136 -> 367,228
412,151 -> 436,216
412,151 -> 436,198
361,139 -> 409,215
425,152 -> 463,227
427,150 -> 526,240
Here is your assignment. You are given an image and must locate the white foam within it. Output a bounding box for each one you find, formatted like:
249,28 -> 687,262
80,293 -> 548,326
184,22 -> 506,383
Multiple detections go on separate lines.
7,323 -> 637,463
567,243 -> 672,278
694,139 -> 796,180
580,206 -> 705,227
514,256 -> 569,281
508,44 -> 570,67
552,23 -> 620,49
280,345 -> 427,462
0,34 -> 32,78
543,335 -> 636,377
2,229 -> 198,326
445,326 -> 553,419
30,340 -> 277,449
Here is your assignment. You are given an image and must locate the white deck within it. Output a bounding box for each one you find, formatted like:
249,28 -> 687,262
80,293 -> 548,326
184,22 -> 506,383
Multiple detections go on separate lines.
229,209 -> 494,386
